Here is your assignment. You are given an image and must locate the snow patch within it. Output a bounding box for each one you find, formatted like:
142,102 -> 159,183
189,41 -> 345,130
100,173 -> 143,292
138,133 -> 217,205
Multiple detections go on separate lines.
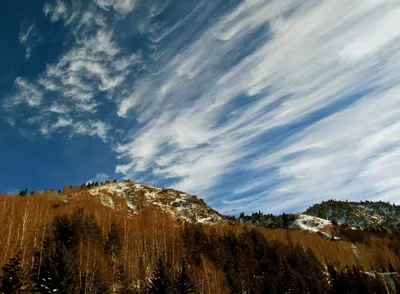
292,214 -> 332,233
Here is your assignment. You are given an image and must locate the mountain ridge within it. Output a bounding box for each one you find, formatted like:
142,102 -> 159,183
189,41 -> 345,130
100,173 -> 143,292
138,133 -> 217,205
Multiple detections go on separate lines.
81,180 -> 400,236
84,179 -> 235,225
10,180 -> 400,233
305,199 -> 400,228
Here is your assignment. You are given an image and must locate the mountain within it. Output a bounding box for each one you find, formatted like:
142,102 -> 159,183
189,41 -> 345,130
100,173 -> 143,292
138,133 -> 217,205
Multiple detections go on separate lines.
84,180 -> 234,225
0,181 -> 399,293
63,181 -> 400,231
237,200 -> 400,239
304,200 -> 400,228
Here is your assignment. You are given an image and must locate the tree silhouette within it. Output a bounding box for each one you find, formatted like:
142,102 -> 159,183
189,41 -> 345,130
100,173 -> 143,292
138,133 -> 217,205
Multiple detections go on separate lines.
147,258 -> 171,294
388,263 -> 396,273
278,258 -> 300,294
18,188 -> 28,197
105,222 -> 122,257
31,241 -> 79,294
1,250 -> 24,293
173,260 -> 196,294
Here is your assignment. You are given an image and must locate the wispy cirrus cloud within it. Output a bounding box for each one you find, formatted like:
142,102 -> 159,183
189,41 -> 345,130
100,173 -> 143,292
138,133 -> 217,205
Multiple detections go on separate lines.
5,77 -> 43,108
250,88 -> 400,213
43,0 -> 69,23
94,0 -> 136,14
5,0 -> 400,214
5,0 -> 143,142
19,23 -> 36,60
87,172 -> 110,184
115,0 -> 400,213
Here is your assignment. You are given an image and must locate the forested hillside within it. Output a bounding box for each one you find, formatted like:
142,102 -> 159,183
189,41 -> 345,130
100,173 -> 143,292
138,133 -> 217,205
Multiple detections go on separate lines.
0,183 -> 399,293
305,200 -> 400,228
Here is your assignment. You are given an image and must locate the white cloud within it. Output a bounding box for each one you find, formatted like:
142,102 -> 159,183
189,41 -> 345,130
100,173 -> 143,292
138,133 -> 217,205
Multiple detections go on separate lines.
53,117 -> 73,129
115,0 -> 400,213
7,0 -> 400,214
73,120 -> 110,142
36,117 -> 73,137
34,117 -> 110,142
19,23 -> 36,60
5,77 -> 43,108
44,0 -> 69,22
246,88 -> 400,212
6,0 -> 143,142
36,26 -> 141,115
38,29 -> 122,109
95,0 -> 135,14
48,103 -> 69,114
6,119 -> 15,127
87,173 -> 110,184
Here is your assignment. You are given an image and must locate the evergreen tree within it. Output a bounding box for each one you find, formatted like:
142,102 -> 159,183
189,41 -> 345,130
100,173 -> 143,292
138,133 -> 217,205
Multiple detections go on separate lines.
105,223 -> 122,257
173,260 -> 196,294
1,251 -> 24,293
31,241 -> 79,293
18,188 -> 28,197
32,209 -> 108,293
147,258 -> 171,294
388,263 -> 396,273
278,258 -> 299,294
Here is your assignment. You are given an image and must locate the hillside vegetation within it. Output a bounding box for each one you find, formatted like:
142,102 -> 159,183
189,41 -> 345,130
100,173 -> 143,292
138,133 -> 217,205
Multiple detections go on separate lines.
0,182 -> 398,293
305,200 -> 400,228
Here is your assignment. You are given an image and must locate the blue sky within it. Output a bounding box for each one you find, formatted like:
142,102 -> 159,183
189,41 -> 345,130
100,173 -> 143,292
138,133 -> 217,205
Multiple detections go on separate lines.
1,0 -> 400,215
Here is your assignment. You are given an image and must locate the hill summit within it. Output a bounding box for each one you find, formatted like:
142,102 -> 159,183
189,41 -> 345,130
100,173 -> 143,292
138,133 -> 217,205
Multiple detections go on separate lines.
83,180 -> 232,225
305,200 -> 400,228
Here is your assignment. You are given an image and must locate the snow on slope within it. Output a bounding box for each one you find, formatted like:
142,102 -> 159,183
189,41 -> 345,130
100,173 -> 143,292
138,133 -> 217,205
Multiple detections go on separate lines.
292,214 -> 332,232
87,180 -> 231,225
291,214 -> 333,238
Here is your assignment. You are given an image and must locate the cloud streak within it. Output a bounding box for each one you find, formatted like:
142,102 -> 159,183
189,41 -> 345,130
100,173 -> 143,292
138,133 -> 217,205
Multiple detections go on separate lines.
19,23 -> 36,60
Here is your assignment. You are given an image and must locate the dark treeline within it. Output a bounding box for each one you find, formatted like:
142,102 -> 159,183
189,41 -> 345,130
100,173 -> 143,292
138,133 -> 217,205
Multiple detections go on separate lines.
237,211 -> 297,229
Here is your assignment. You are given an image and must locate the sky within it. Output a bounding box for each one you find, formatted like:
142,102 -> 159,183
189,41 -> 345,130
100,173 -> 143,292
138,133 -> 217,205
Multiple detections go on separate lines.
1,0 -> 400,215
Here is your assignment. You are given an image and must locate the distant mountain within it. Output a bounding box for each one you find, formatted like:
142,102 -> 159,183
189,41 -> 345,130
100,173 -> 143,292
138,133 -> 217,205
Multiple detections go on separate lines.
237,199 -> 400,238
304,200 -> 400,228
